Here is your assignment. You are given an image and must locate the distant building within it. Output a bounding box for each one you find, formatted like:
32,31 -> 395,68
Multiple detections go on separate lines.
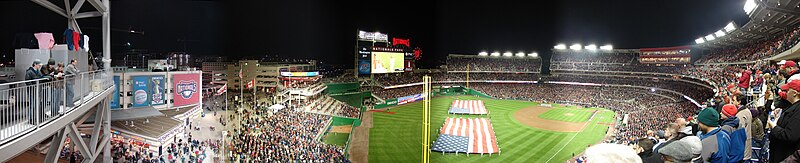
226,60 -> 316,92
202,61 -> 232,86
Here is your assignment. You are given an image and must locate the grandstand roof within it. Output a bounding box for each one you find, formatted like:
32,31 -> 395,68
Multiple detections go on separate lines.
698,0 -> 800,49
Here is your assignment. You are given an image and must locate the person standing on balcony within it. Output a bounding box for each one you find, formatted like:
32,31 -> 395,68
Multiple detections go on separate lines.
25,59 -> 47,124
65,59 -> 79,107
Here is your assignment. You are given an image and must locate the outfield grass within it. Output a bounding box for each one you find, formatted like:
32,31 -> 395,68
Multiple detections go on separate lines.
538,107 -> 597,123
323,132 -> 350,146
368,96 -> 615,163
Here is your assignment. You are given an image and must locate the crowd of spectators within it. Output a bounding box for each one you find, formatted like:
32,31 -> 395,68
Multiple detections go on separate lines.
110,133 -> 218,163
696,27 -> 800,64
229,108 -> 347,162
469,83 -> 680,112
446,56 -> 542,72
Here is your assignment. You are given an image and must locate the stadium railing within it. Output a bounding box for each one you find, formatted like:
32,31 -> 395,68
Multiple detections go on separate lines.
0,69 -> 112,145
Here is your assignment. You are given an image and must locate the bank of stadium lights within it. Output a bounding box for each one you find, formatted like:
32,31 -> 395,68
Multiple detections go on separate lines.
724,22 -> 736,32
744,0 -> 758,15
705,34 -> 716,41
569,44 -> 582,50
584,44 -> 597,50
554,44 -> 567,50
600,45 -> 613,50
490,52 -> 501,57
503,52 -> 513,57
696,22 -> 736,44
528,52 -> 538,57
695,38 -> 705,44
478,52 -> 488,56
515,52 -> 525,57
714,30 -> 726,37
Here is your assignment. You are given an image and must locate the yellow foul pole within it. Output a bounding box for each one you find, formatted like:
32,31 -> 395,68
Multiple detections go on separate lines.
422,75 -> 431,163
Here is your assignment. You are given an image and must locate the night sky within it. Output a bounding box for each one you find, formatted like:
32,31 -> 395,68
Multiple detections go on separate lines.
0,0 -> 749,68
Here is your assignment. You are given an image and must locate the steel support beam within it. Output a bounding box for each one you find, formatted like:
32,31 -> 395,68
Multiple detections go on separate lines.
71,0 -> 86,15
67,123 -> 93,160
88,104 -> 104,153
103,96 -> 112,162
102,0 -> 111,71
30,0 -> 68,18
44,129 -> 67,163
74,11 -> 102,19
86,0 -> 106,13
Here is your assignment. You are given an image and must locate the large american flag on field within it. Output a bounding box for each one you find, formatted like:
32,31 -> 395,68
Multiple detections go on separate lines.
448,100 -> 488,114
431,118 -> 499,154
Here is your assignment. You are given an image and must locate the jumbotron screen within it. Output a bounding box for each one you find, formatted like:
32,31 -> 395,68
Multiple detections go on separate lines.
371,52 -> 405,73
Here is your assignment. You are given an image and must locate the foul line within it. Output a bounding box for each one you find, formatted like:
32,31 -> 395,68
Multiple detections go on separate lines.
544,116 -> 592,163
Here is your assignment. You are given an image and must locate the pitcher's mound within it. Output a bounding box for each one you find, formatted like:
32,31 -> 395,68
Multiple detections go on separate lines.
513,106 -> 586,132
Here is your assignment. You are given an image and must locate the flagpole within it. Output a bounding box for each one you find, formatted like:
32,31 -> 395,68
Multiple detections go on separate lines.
240,63 -> 243,115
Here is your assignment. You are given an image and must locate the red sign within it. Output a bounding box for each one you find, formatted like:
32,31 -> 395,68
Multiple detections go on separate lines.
413,47 -> 422,60
393,38 -> 410,47
173,74 -> 201,107
404,60 -> 414,72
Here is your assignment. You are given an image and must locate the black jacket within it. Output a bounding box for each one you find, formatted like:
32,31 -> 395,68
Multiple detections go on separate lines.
638,150 -> 664,163
770,101 -> 800,162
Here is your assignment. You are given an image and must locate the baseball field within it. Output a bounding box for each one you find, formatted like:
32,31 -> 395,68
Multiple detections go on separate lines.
362,95 -> 615,163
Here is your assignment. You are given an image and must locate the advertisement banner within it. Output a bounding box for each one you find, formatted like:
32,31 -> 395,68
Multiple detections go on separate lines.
358,60 -> 371,74
150,75 -> 166,105
132,76 -> 150,107
358,46 -> 372,59
404,60 -> 414,72
111,76 -> 120,109
397,94 -> 423,105
173,74 -> 201,107
279,71 -> 319,77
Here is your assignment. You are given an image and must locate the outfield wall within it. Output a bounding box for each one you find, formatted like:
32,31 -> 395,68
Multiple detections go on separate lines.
373,87 -> 490,109
325,82 -> 360,94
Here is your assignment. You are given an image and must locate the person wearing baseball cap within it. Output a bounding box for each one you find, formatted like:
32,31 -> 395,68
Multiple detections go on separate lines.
24,59 -> 47,125
769,79 -> 800,162
697,107 -> 731,163
779,60 -> 800,82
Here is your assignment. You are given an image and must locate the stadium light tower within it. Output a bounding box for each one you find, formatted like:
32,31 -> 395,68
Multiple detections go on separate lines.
515,52 -> 525,57
569,44 -> 582,51
724,22 -> 736,32
528,52 -> 538,58
478,51 -> 488,56
503,51 -> 513,57
705,34 -> 716,41
491,52 -> 501,57
600,45 -> 613,50
554,44 -> 567,50
695,38 -> 706,44
585,44 -> 597,51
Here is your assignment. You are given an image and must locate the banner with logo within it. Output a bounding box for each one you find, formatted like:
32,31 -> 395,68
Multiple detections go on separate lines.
358,60 -> 371,74
132,76 -> 150,107
279,71 -> 319,77
150,75 -> 165,105
397,94 -> 423,105
111,76 -> 120,109
173,74 -> 201,107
